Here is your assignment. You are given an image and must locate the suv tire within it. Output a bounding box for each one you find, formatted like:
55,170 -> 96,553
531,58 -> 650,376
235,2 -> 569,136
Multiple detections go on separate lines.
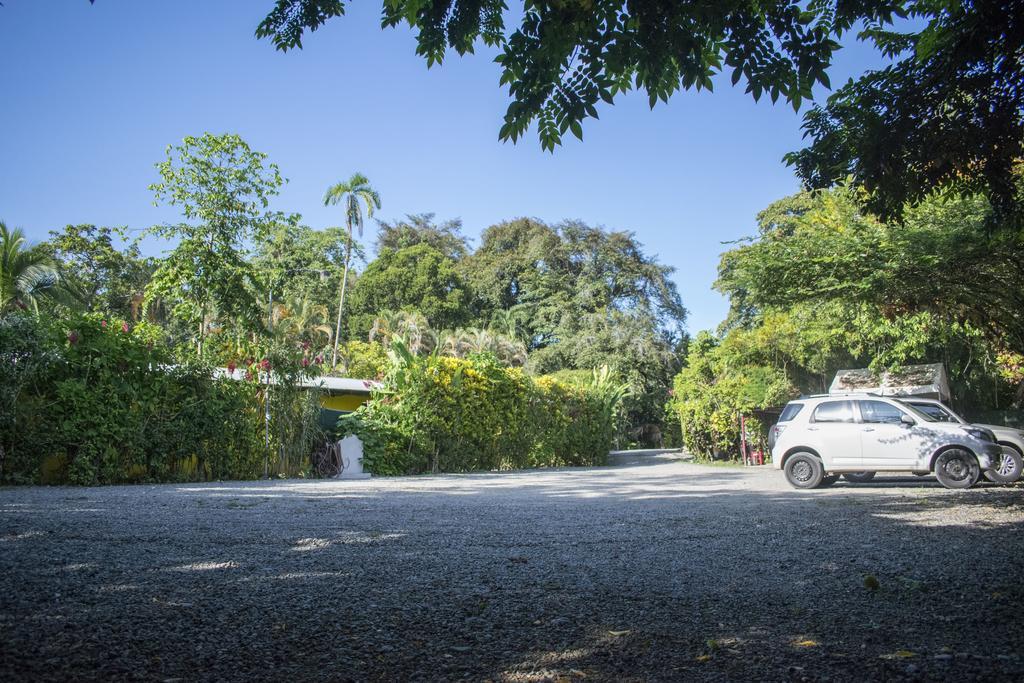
784,452 -> 824,489
934,449 -> 980,489
843,471 -> 876,483
984,446 -> 1023,484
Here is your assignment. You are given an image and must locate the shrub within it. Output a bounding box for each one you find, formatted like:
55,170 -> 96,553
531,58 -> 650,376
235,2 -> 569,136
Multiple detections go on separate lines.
530,377 -> 614,467
339,348 -> 616,474
0,313 -> 321,484
336,340 -> 389,379
0,314 -> 60,482
669,332 -> 795,460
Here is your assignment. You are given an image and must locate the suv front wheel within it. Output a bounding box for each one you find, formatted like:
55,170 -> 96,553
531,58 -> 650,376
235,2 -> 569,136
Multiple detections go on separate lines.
933,449 -> 980,489
784,452 -> 824,489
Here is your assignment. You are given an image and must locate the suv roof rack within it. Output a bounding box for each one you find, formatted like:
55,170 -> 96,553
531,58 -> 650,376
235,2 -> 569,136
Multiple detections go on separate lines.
796,392 -> 884,399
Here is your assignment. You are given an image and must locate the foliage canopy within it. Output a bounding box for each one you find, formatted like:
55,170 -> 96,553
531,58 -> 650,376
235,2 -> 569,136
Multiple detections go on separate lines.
145,133 -> 286,348
256,0 -> 1024,224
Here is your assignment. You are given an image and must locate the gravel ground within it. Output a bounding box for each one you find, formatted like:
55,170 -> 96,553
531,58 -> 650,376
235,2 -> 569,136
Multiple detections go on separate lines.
2,452 -> 1024,682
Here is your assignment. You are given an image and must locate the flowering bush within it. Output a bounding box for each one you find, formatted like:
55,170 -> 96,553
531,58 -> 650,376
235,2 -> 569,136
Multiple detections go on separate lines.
338,348 -> 615,475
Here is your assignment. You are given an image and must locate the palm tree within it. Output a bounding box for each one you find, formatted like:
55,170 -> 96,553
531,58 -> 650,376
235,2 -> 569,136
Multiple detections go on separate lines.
370,310 -> 437,355
488,309 -> 526,342
273,295 -> 333,345
0,221 -> 60,314
439,326 -> 528,366
323,173 -> 381,368
368,309 -> 404,344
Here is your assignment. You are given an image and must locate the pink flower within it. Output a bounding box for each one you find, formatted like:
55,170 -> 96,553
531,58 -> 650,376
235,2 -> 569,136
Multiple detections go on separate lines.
301,341 -> 311,350
67,331 -> 79,345
100,320 -> 107,329
301,358 -> 310,368
260,358 -> 271,371
314,355 -> 324,364
121,322 -> 129,333
227,361 -> 237,373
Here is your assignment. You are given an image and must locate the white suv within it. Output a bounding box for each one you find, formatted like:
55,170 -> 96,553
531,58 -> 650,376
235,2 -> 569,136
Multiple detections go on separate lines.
770,395 -> 1003,489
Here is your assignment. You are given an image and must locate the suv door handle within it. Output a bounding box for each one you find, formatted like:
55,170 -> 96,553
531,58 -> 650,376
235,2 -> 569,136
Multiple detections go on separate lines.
862,427 -> 875,432
807,427 -> 818,431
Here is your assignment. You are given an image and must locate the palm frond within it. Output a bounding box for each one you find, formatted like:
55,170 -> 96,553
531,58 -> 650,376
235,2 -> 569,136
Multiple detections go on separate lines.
1,220 -> 62,314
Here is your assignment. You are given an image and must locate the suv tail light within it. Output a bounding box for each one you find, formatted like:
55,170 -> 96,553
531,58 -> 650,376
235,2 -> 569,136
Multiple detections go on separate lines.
768,424 -> 786,449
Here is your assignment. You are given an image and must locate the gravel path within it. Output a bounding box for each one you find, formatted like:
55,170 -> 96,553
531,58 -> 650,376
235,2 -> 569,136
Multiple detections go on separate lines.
2,453 -> 1023,681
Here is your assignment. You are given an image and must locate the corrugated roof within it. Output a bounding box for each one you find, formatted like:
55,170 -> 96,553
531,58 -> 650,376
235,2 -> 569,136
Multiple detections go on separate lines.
213,368 -> 380,394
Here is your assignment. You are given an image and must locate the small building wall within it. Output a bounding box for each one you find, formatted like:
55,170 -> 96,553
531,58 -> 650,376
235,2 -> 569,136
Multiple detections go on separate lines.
318,391 -> 373,432
321,393 -> 369,413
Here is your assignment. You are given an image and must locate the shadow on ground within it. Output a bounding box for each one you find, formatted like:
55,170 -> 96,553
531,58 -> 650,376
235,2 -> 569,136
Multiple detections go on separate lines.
1,458 -> 1022,681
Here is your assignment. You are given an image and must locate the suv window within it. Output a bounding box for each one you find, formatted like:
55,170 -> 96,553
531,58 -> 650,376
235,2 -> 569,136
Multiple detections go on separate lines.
811,400 -> 854,423
778,403 -> 804,422
858,400 -> 906,424
908,402 -> 953,422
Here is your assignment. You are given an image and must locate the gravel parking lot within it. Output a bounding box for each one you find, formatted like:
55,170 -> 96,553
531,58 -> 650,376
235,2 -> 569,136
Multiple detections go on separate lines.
2,452 -> 1023,681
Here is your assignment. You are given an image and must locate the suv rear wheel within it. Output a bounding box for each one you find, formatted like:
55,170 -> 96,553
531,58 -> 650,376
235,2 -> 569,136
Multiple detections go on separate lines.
784,452 -> 824,489
984,446 -> 1023,484
934,449 -> 980,489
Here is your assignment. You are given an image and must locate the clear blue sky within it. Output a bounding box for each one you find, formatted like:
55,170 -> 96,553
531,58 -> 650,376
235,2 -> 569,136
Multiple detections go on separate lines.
0,1 -> 890,333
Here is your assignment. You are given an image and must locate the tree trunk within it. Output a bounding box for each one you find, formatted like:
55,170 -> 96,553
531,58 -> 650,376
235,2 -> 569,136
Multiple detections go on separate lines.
1013,379 -> 1024,410
331,227 -> 354,369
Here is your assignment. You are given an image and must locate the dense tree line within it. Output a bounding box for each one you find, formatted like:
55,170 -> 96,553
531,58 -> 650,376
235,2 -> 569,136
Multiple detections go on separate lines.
3,132 -> 685,448
9,132 -> 1024,466
672,181 -> 1024,458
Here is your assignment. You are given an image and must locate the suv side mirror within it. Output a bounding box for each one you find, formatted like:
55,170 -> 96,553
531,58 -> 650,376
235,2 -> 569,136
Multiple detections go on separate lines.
900,414 -> 916,426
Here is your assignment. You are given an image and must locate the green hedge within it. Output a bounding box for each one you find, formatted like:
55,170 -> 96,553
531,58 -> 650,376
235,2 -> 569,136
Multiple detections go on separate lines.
338,353 -> 615,475
2,315 -> 617,483
1,313 -> 320,485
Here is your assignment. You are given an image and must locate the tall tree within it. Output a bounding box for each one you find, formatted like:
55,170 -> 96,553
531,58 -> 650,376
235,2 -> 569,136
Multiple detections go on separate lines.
0,221 -> 61,314
461,219 -> 570,347
376,213 -> 469,260
714,184 -> 1024,408
253,219 -> 356,324
464,218 -> 687,349
463,218 -> 687,441
145,133 -> 285,353
323,172 -> 381,367
42,224 -> 150,318
347,243 -> 473,340
785,0 -> 1024,225
716,185 -> 1024,356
